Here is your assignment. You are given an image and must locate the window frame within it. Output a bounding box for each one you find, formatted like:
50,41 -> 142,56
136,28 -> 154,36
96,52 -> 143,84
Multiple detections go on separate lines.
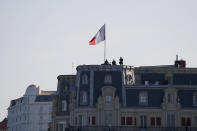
105,96 -> 112,102
61,100 -> 67,111
121,117 -> 125,125
80,91 -> 88,105
82,74 -> 88,85
139,91 -> 148,105
126,117 -> 132,125
193,92 -> 197,106
92,116 -> 96,125
104,74 -> 112,84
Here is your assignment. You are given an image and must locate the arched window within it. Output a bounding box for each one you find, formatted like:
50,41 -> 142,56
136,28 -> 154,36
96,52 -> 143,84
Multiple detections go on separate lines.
82,74 -> 88,84
104,75 -> 112,84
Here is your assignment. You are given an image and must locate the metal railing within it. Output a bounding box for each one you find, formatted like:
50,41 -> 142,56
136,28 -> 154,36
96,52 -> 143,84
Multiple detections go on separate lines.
66,126 -> 197,131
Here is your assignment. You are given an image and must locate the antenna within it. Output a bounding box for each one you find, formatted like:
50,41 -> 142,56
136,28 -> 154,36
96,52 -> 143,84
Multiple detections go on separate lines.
176,55 -> 178,61
72,62 -> 74,75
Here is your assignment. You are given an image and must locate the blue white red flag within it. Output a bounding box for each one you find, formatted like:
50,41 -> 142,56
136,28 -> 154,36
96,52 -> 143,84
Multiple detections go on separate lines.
89,24 -> 105,45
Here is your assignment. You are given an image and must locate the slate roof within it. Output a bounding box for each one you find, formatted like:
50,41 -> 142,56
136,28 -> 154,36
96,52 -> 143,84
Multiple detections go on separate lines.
35,95 -> 53,102
10,97 -> 24,106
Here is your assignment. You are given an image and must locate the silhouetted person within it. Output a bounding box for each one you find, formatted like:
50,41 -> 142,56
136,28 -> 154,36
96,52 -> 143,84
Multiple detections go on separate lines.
104,59 -> 109,65
119,57 -> 123,65
112,59 -> 116,65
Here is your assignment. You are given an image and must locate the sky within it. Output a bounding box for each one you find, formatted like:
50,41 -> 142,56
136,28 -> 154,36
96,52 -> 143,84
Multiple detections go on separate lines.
0,0 -> 197,120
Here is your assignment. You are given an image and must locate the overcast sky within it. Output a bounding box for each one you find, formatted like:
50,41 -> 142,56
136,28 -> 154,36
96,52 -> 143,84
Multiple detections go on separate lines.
0,0 -> 197,120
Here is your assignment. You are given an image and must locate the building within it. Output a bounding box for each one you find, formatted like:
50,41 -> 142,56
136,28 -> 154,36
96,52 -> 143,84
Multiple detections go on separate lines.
8,84 -> 55,131
50,75 -> 76,131
0,118 -> 8,131
50,58 -> 197,130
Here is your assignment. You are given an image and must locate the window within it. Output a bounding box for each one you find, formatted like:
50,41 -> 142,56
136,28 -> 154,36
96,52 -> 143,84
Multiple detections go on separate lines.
193,92 -> 197,106
140,116 -> 147,128
83,92 -> 87,103
105,96 -> 112,102
62,100 -> 67,111
104,112 -> 112,126
167,113 -> 175,128
181,117 -> 191,126
151,117 -> 161,126
82,74 -> 88,84
121,117 -> 125,125
80,91 -> 88,105
187,118 -> 191,126
151,117 -> 155,126
40,106 -> 43,113
139,92 -> 148,105
181,117 -> 186,126
104,75 -> 112,84
168,93 -> 174,104
79,115 -> 86,126
157,117 -> 161,126
59,123 -> 65,131
92,116 -> 96,125
126,117 -> 132,125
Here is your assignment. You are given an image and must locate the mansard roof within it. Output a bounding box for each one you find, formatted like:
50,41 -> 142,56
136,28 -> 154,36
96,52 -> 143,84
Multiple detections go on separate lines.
35,95 -> 53,102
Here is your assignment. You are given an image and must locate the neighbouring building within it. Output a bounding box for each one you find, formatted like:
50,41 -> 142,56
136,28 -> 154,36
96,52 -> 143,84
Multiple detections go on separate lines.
49,75 -> 76,131
0,118 -> 8,131
8,84 -> 55,131
50,57 -> 197,131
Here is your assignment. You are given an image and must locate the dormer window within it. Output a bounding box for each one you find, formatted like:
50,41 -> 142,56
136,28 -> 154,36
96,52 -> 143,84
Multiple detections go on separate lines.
80,91 -> 88,105
104,74 -> 112,84
83,92 -> 87,103
139,92 -> 148,105
105,96 -> 112,102
193,92 -> 197,106
82,74 -> 88,84
62,100 -> 67,111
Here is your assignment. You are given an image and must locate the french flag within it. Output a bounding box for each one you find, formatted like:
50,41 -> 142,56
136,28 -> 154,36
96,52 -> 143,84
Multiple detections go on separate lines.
89,24 -> 105,45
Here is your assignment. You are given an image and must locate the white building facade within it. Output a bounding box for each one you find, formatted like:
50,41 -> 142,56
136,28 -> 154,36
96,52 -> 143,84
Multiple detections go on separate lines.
8,84 -> 55,131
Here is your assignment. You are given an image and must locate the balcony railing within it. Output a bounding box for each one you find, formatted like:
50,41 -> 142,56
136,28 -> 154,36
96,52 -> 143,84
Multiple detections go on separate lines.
65,126 -> 197,131
56,111 -> 69,116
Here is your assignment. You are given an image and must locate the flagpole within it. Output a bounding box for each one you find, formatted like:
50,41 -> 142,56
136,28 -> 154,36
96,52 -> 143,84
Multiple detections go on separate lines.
104,24 -> 106,62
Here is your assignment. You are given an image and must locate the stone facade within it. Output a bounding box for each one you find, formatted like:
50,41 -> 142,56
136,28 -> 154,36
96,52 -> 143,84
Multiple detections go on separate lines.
50,60 -> 197,131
